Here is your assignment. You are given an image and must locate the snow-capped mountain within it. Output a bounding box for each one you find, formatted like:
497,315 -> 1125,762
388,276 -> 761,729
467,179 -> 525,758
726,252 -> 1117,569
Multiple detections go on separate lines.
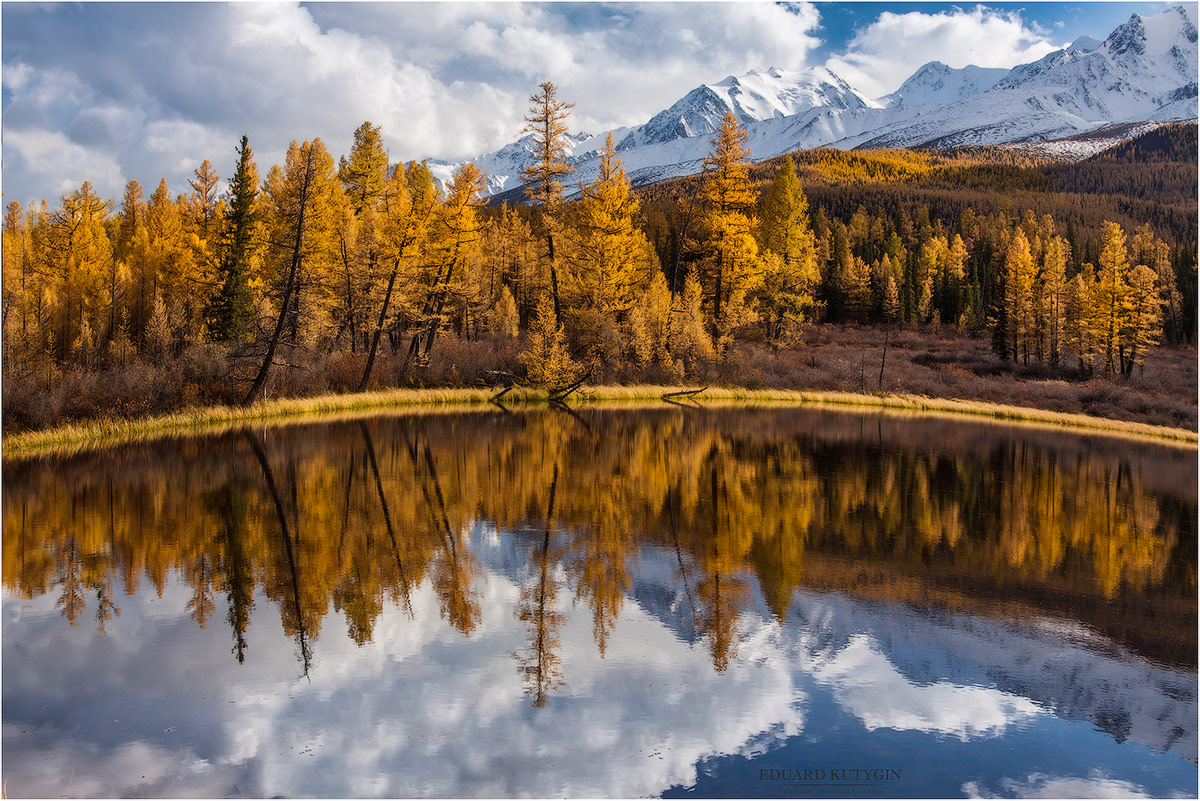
858,4 -> 1198,148
432,66 -> 876,197
429,5 -> 1198,197
617,67 -> 875,151
427,130 -> 598,197
878,62 -> 1008,108
1067,35 -> 1103,54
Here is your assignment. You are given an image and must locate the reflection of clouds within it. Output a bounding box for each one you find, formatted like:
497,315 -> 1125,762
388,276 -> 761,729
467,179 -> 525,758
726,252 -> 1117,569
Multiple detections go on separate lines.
4,543 -> 1197,798
812,634 -> 1043,739
963,770 -> 1154,798
216,574 -> 806,798
0,731 -> 233,798
3,564 -> 808,798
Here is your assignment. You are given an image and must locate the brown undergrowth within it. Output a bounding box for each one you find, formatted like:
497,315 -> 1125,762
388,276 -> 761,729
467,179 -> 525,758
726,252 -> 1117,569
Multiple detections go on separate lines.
3,324 -> 1194,439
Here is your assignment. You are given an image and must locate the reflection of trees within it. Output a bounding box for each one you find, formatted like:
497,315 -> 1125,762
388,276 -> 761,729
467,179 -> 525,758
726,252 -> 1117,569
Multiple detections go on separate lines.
516,464 -> 566,707
417,441 -> 482,637
245,429 -> 313,676
54,539 -> 86,626
211,483 -> 255,663
693,464 -> 750,673
361,422 -> 415,621
3,408 -> 1194,676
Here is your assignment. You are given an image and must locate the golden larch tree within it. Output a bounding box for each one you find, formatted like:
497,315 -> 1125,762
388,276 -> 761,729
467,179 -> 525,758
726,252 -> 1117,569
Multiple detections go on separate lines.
1040,235 -> 1069,367
521,81 -> 575,322
1094,221 -> 1131,375
1003,228 -> 1036,364
696,113 -> 761,352
756,156 -> 818,344
1121,264 -> 1162,376
245,138 -> 341,405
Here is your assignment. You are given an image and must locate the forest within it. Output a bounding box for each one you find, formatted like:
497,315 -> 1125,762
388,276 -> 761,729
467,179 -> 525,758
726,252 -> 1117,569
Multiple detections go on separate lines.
2,80 -> 1195,433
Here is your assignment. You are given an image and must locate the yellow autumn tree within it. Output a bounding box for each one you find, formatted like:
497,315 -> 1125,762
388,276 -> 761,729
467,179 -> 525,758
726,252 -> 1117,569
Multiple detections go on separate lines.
627,270 -> 675,372
184,160 -> 223,297
1004,228 -> 1036,364
483,285 -> 520,339
1065,263 -> 1098,374
755,156 -> 818,345
144,178 -> 199,344
521,81 -> 575,322
1094,221 -> 1130,375
521,295 -> 582,389
568,133 -> 652,318
416,161 -> 487,361
696,113 -> 761,353
671,272 -> 715,371
33,181 -> 112,362
1040,235 -> 1069,367
359,159 -> 438,391
1121,264 -> 1162,376
839,252 -> 872,323
566,133 -> 658,368
2,202 -> 34,371
245,138 -> 341,405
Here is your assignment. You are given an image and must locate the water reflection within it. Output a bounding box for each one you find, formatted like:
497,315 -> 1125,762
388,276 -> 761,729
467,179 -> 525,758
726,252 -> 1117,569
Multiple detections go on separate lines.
3,406 -> 1196,797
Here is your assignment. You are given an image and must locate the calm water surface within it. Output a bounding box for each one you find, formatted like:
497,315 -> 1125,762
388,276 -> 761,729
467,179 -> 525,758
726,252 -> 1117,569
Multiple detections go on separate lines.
3,406 -> 1196,798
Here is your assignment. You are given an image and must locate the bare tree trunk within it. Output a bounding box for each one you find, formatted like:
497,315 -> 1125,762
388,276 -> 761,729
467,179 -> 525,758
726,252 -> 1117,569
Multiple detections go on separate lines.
421,259 -> 457,359
340,235 -> 358,353
358,261 -> 400,392
547,228 -> 561,323
243,149 -> 314,407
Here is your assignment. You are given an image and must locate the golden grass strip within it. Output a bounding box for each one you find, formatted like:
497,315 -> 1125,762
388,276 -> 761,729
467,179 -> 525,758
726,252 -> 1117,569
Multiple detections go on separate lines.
3,385 -> 1195,461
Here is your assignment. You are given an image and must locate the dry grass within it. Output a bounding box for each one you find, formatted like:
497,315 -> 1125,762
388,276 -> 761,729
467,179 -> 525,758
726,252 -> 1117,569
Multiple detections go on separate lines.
4,324 -> 1194,460
5,381 -> 1194,462
728,324 -> 1198,431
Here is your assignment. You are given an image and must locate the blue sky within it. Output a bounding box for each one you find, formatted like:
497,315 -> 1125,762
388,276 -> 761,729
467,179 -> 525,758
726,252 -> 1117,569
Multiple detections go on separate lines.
807,2 -> 1174,59
0,2 -> 1184,204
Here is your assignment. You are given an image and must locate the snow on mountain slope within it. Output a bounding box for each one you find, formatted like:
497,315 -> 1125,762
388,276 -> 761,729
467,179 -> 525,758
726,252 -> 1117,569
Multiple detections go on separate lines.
997,120 -> 1171,160
617,67 -> 875,151
426,129 -> 620,197
430,5 -> 1197,197
539,105 -> 926,197
433,65 -> 877,196
878,62 -> 1007,108
860,5 -> 1198,149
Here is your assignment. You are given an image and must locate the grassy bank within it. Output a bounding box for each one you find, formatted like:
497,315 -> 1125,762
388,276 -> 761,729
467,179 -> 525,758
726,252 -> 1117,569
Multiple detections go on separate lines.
4,383 -> 1195,462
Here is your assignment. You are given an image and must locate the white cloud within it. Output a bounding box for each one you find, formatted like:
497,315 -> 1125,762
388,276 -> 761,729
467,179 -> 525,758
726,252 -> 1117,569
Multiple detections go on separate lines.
3,127 -> 124,199
1,2 -> 823,202
825,7 -> 1065,99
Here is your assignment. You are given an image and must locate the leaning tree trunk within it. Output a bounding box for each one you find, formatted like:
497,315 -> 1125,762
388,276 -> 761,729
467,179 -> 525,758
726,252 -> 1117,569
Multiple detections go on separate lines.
243,150 -> 313,407
358,260 -> 401,392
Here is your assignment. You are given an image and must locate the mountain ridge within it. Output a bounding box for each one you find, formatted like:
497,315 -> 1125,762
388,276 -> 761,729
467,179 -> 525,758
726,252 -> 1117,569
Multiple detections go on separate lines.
427,5 -> 1198,197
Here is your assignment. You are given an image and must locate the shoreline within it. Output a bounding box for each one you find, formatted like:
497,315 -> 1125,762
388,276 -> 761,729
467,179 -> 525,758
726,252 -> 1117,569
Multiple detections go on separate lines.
3,384 -> 1196,461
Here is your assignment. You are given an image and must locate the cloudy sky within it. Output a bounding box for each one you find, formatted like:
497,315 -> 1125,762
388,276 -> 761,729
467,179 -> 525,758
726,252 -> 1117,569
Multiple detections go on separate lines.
1,2 -> 1175,204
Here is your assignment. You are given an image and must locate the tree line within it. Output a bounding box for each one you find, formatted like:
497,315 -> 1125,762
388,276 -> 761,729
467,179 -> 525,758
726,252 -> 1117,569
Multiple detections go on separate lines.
2,84 -> 1192,412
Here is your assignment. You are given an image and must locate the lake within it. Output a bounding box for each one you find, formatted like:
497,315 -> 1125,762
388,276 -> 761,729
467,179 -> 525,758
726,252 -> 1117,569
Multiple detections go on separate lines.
3,405 -> 1196,798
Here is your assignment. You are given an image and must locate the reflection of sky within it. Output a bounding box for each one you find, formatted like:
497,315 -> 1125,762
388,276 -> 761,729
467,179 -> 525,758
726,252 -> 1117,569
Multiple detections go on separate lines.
3,528 -> 1196,799
964,770 -> 1157,798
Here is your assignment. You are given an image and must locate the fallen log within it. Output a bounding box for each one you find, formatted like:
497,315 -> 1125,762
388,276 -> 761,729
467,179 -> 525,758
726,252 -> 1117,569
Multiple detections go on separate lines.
661,386 -> 708,399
